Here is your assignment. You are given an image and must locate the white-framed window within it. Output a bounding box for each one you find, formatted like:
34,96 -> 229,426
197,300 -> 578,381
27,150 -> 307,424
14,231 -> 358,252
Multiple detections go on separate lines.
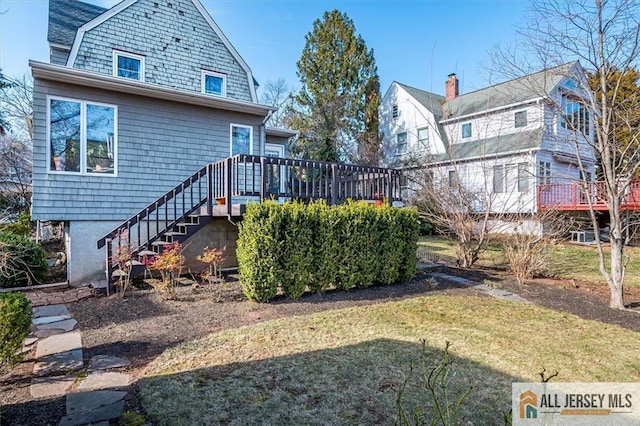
230,124 -> 253,155
560,95 -> 590,135
392,104 -> 399,119
514,110 -> 527,128
461,122 -> 472,139
48,96 -> 117,175
517,163 -> 529,192
539,161 -> 551,185
396,132 -> 407,155
448,169 -> 458,188
493,164 -> 506,193
202,70 -> 227,97
112,50 -> 144,81
417,127 -> 429,149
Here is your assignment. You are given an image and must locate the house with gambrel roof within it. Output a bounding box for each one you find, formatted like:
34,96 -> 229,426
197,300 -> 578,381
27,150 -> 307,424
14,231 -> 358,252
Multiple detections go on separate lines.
380,62 -> 598,217
31,0 -> 400,287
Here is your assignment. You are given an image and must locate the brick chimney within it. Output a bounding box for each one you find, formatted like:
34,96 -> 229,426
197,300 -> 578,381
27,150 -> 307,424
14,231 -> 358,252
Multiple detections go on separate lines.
446,73 -> 459,100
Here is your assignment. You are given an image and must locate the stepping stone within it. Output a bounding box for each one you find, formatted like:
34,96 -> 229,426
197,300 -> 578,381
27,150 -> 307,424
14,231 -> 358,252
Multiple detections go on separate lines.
36,318 -> 77,332
33,349 -> 83,376
66,390 -> 127,416
24,337 -> 38,346
35,328 -> 66,338
59,400 -> 125,426
30,375 -> 76,398
33,304 -> 69,318
33,314 -> 72,326
78,371 -> 130,391
88,355 -> 131,371
36,331 -> 82,358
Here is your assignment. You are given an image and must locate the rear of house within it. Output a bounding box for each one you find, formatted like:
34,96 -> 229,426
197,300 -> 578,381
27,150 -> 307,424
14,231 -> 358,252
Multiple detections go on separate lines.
31,0 -> 283,284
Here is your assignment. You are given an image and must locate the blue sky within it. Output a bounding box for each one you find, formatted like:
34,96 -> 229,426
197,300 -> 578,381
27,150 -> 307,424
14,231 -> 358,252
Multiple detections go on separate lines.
0,0 -> 530,98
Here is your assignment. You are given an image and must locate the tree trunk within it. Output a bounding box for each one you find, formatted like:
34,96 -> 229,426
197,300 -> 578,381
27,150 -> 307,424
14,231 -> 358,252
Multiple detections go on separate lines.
607,229 -> 626,309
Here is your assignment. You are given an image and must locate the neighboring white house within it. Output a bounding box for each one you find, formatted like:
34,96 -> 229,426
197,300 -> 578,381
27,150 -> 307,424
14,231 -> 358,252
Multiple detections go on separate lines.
380,62 -> 597,217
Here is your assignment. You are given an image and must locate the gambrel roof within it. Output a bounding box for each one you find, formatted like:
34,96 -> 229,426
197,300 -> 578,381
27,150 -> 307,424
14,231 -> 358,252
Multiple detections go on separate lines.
48,0 -> 106,47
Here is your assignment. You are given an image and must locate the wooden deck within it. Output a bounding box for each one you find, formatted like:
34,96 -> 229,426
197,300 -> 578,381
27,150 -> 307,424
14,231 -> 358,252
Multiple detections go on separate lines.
537,181 -> 640,211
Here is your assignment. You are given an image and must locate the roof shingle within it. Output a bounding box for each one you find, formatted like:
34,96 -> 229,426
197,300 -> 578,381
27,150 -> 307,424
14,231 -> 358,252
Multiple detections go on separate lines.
48,0 -> 107,47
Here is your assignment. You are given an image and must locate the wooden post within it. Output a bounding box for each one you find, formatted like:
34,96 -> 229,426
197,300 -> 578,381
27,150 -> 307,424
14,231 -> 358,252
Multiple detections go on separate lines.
331,163 -> 338,205
206,163 -> 213,216
226,157 -> 232,217
105,239 -> 113,296
260,156 -> 268,201
387,170 -> 394,203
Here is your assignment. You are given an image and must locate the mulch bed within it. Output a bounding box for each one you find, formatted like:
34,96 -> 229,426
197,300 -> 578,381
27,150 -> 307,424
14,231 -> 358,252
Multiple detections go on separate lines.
2,264 -> 640,425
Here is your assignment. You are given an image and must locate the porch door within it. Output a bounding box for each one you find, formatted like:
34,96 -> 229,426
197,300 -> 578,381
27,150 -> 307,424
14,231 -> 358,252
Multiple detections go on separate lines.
264,143 -> 285,196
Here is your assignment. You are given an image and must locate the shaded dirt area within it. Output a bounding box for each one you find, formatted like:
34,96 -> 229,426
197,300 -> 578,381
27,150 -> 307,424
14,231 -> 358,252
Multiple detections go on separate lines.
3,265 -> 640,425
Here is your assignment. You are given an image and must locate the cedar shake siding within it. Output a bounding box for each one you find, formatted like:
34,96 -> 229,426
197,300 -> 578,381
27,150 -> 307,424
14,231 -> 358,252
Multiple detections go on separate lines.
31,77 -> 263,221
69,0 -> 254,102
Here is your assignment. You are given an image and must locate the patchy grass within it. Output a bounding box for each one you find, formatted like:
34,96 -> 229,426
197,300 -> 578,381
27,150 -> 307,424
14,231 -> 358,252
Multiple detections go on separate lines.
419,236 -> 640,287
138,295 -> 640,425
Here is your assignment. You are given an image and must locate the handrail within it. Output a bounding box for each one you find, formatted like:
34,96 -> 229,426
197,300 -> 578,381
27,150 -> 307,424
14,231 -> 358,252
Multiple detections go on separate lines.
537,180 -> 640,210
97,164 -> 209,249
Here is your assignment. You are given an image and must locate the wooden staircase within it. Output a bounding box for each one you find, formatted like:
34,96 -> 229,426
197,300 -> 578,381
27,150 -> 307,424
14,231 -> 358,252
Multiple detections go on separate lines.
97,154 -> 404,292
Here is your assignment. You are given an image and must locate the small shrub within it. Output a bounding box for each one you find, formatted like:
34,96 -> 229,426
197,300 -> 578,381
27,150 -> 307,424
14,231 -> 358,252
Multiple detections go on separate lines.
0,231 -> 48,288
197,246 -> 227,302
145,242 -> 185,300
0,212 -> 33,236
0,292 -> 32,371
112,232 -> 136,298
394,341 -> 473,426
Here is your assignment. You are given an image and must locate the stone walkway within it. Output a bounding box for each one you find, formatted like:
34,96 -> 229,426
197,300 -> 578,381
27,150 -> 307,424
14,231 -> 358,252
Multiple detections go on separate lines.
25,296 -> 132,426
430,272 -> 529,303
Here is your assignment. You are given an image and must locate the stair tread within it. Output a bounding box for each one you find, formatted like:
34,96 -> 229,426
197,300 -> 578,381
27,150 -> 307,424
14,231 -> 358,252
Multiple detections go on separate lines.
137,250 -> 156,256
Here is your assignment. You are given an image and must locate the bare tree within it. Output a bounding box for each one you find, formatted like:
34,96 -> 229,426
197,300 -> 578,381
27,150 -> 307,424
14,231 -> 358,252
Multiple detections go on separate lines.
259,78 -> 293,129
0,134 -> 32,217
497,0 -> 640,309
0,74 -> 33,141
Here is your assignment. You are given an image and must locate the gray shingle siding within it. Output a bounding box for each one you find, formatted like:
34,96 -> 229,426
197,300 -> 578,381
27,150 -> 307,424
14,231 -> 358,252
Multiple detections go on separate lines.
71,0 -> 253,102
50,47 -> 70,65
32,78 -> 262,221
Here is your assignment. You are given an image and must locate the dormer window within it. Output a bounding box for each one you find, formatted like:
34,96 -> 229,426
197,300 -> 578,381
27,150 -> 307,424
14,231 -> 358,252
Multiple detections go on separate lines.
112,51 -> 144,81
202,70 -> 227,97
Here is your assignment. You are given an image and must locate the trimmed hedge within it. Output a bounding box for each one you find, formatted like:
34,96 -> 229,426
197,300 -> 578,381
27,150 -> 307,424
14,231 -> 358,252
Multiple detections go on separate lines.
0,231 -> 48,288
237,200 -> 419,302
0,292 -> 32,371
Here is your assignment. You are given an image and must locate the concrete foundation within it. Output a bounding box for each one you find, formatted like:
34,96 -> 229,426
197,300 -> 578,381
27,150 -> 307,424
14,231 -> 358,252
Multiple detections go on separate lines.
65,218 -> 238,285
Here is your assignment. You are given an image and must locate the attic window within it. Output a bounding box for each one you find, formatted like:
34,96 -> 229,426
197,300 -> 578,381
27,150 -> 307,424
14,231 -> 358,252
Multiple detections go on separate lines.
201,70 -> 227,97
392,105 -> 399,119
113,51 -> 145,81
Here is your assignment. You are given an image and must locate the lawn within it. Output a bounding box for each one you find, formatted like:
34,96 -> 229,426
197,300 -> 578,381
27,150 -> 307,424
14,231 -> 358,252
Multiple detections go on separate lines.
419,235 -> 640,286
138,295 -> 640,425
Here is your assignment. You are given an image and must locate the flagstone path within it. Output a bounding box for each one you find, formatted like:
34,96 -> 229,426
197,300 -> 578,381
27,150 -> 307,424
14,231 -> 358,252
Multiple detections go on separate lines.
25,290 -> 132,426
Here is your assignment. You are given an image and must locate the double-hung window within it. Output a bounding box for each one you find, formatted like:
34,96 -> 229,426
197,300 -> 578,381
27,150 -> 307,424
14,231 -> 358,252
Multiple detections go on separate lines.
202,70 -> 227,97
417,127 -> 429,150
493,165 -> 506,193
48,97 -> 117,175
113,50 -> 144,81
517,163 -> 529,192
231,124 -> 252,155
539,161 -> 551,185
396,132 -> 407,155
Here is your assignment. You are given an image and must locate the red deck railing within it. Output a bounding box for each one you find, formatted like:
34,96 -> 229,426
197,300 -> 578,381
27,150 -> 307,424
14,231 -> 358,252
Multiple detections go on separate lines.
537,180 -> 640,211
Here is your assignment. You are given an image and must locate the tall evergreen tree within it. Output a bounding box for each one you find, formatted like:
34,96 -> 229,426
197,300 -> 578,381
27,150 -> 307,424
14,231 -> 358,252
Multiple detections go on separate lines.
288,10 -> 379,163
0,69 -> 12,135
588,67 -> 640,176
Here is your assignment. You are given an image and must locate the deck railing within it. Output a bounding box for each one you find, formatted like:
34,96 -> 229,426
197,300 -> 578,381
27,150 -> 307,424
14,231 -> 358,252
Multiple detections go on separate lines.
537,180 -> 640,211
97,155 -> 403,283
